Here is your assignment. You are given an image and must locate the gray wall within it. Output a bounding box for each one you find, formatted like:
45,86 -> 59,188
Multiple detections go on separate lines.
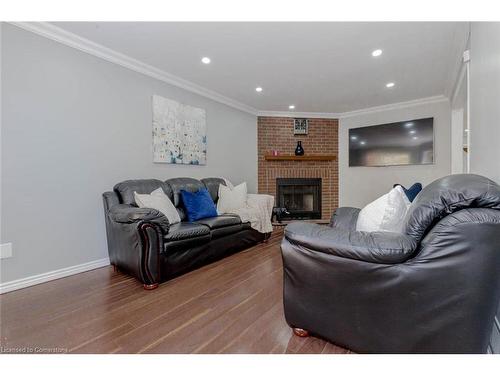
470,23 -> 500,183
0,24 -> 258,283
339,100 -> 452,207
470,21 -> 500,354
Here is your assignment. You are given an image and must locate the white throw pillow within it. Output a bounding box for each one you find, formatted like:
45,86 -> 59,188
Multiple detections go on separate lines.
356,186 -> 411,233
134,188 -> 181,224
221,177 -> 235,189
217,182 -> 248,214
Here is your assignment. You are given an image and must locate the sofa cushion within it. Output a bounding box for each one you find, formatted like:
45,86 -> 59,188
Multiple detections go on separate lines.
210,224 -> 244,239
195,214 -> 241,229
164,222 -> 210,242
201,177 -> 226,203
241,221 -> 252,230
114,179 -> 172,206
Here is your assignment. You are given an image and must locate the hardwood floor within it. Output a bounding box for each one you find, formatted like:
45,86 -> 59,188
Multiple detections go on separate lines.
0,231 -> 351,354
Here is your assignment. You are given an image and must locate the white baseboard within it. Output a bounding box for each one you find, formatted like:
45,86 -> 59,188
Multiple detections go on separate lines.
0,257 -> 110,294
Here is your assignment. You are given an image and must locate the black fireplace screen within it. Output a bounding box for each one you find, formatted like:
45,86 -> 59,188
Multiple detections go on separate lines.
276,178 -> 322,220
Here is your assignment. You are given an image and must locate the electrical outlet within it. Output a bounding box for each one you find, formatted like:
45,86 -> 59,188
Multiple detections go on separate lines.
0,243 -> 13,259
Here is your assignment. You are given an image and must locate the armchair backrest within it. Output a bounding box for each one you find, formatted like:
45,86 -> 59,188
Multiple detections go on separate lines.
403,174 -> 500,242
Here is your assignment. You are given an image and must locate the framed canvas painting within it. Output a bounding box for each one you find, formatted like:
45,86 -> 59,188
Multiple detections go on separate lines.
152,95 -> 207,165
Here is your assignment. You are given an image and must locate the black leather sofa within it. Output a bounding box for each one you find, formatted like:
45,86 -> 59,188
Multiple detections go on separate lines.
281,174 -> 500,353
103,177 -> 268,289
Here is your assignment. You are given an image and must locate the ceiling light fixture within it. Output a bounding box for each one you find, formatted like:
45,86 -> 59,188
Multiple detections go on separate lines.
412,136 -> 419,140
409,130 -> 416,134
386,82 -> 395,88
372,49 -> 383,57
255,87 -> 263,93
351,136 -> 358,141
289,105 -> 295,110
201,57 -> 211,64
360,141 -> 366,145
405,122 -> 414,128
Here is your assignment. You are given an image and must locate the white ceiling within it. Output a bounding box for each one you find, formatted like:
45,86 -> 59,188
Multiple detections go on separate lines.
52,22 -> 469,113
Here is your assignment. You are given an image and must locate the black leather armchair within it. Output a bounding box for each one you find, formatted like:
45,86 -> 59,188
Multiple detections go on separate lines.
281,174 -> 500,353
103,177 -> 268,289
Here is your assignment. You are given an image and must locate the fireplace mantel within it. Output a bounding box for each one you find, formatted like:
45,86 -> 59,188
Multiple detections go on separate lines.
264,155 -> 337,161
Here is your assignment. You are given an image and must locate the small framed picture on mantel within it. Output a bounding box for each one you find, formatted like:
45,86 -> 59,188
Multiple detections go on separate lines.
294,118 -> 308,135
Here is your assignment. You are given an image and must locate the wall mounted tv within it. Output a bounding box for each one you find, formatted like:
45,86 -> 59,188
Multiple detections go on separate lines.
349,117 -> 434,167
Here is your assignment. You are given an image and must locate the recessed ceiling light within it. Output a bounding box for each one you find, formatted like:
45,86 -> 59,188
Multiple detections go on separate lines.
351,135 -> 358,141
386,82 -> 395,88
201,57 -> 211,64
409,130 -> 416,134
372,49 -> 383,57
360,141 -> 366,145
289,105 -> 295,110
412,136 -> 419,140
405,122 -> 414,128
255,87 -> 263,93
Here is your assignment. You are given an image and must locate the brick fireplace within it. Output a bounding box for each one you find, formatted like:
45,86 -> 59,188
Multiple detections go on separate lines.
258,117 -> 339,220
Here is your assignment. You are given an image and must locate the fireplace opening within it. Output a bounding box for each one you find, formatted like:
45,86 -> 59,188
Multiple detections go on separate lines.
276,178 -> 322,220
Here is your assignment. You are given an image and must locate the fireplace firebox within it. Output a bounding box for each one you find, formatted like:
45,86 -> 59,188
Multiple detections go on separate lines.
276,178 -> 322,220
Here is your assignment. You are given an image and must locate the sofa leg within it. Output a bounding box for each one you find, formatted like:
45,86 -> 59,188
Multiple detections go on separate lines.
143,283 -> 159,290
113,264 -> 118,272
293,328 -> 309,337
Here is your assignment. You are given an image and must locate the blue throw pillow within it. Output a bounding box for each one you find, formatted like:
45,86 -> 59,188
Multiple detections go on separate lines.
393,183 -> 422,202
180,188 -> 218,222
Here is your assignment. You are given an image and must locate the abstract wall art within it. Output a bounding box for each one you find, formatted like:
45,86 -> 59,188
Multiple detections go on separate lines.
152,95 -> 207,165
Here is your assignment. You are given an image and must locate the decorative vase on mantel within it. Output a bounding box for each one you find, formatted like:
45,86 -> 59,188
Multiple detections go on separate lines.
294,141 -> 305,156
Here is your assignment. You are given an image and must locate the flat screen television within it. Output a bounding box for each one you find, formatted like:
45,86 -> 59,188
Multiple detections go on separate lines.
349,117 -> 434,167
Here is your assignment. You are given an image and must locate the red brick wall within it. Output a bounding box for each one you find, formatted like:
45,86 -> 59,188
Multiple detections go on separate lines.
258,117 -> 339,220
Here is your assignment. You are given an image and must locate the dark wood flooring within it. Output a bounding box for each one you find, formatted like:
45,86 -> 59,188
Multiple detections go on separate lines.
0,231 -> 351,354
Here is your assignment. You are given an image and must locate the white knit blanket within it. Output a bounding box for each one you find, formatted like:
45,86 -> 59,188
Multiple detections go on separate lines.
229,193 -> 274,233
221,178 -> 274,233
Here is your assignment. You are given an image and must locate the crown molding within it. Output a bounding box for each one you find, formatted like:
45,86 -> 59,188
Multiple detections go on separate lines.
258,95 -> 449,120
257,110 -> 342,119
338,95 -> 449,119
9,22 -> 258,116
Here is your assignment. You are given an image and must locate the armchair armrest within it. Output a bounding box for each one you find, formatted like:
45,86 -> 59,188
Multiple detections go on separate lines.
284,222 -> 417,264
108,204 -> 170,233
329,207 -> 361,230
